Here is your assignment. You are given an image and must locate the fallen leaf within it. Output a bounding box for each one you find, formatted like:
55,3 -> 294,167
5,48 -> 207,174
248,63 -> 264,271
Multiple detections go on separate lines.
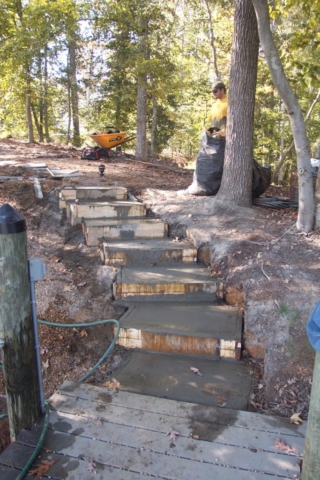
192,434 -> 200,440
290,412 -> 304,425
274,438 -> 297,454
190,367 -> 203,376
42,359 -> 49,371
167,430 -> 179,443
29,460 -> 55,477
40,347 -> 48,355
80,329 -> 88,338
103,378 -> 120,390
87,462 -> 96,473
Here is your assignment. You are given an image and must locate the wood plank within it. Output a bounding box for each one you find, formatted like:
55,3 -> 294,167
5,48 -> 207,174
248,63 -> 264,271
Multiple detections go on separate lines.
0,464 -> 34,480
48,394 -> 305,459
57,382 -> 306,438
16,425 -> 292,480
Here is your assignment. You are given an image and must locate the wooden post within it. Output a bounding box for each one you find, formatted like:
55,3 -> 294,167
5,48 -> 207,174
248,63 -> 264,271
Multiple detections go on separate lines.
0,203 -> 40,441
302,351 -> 320,479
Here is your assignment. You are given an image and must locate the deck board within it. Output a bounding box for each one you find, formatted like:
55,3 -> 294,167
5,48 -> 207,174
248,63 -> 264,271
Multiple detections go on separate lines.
0,381 -> 305,479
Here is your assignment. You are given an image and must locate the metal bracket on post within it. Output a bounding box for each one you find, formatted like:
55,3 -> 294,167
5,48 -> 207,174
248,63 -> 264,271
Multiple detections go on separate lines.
29,258 -> 46,282
29,258 -> 47,413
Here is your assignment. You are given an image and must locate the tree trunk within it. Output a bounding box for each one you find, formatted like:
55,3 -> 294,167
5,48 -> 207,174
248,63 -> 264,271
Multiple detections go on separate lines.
203,0 -> 221,80
31,104 -> 44,143
271,91 -> 320,183
150,93 -> 157,158
216,0 -> 259,206
26,93 -> 35,143
252,0 -> 314,232
43,46 -> 50,143
315,168 -> 320,228
68,39 -> 81,147
135,16 -> 148,161
136,80 -> 148,160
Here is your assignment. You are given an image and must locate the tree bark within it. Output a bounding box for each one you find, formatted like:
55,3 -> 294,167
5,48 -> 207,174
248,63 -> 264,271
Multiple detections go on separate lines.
216,0 -> 259,206
271,91 -> 320,183
43,46 -> 50,143
203,0 -> 221,80
68,38 -> 81,147
252,0 -> 314,232
135,15 -> 148,161
26,93 -> 35,143
150,92 -> 157,158
31,104 -> 44,143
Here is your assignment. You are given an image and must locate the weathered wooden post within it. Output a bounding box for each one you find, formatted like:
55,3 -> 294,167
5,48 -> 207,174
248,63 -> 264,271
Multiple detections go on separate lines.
0,203 -> 40,441
302,300 -> 320,479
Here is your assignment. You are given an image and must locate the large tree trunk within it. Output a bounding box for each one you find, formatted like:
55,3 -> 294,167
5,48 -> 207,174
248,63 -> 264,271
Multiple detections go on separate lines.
252,0 -> 314,232
135,16 -> 148,161
68,38 -> 81,147
216,0 -> 259,206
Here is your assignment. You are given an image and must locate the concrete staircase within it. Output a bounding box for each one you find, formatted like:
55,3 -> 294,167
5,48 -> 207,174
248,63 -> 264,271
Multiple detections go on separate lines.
58,185 -> 254,409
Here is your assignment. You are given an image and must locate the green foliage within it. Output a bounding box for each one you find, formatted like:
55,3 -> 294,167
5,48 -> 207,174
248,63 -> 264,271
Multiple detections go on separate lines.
0,0 -> 319,167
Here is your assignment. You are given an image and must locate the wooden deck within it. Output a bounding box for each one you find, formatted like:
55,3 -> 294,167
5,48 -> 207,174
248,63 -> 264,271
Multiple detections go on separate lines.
0,381 -> 305,479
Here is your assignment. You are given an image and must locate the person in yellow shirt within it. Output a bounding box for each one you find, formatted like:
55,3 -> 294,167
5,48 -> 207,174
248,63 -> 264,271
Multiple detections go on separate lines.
207,81 -> 228,138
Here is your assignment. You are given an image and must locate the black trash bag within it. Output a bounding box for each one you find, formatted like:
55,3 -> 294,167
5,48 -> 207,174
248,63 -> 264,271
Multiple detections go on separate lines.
252,160 -> 271,198
187,132 -> 225,196
187,132 -> 271,197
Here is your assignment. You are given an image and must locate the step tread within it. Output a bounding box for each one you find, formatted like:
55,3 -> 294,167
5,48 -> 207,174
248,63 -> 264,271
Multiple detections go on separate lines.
110,350 -> 253,410
120,302 -> 241,339
117,265 -> 218,284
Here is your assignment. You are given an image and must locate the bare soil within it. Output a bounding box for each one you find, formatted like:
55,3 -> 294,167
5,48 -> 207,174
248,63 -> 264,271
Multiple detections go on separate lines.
0,138 -> 318,453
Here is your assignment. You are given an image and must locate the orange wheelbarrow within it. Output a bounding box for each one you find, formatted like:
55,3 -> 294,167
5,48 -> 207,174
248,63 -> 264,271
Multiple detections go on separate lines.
89,127 -> 136,150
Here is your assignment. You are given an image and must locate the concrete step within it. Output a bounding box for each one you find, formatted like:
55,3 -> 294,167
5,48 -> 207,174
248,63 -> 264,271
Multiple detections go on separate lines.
68,200 -> 146,225
113,265 -> 223,301
83,217 -> 168,246
58,185 -> 127,209
112,350 -> 254,410
117,302 -> 242,359
101,238 -> 198,266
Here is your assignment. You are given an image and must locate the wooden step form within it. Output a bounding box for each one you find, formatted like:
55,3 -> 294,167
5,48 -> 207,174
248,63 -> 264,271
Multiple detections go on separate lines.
58,185 -> 128,209
83,217 -> 168,246
113,265 -> 223,302
100,238 -> 197,266
68,200 -> 147,226
116,302 -> 242,359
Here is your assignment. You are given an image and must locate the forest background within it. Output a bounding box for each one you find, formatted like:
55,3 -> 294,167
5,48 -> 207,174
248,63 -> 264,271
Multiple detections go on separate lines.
0,0 -> 320,185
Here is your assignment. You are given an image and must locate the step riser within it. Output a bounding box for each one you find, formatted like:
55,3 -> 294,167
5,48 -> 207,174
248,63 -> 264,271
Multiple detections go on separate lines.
101,246 -> 197,266
59,186 -> 127,208
70,203 -> 146,225
116,329 -> 241,359
114,281 -> 223,300
84,222 -> 168,246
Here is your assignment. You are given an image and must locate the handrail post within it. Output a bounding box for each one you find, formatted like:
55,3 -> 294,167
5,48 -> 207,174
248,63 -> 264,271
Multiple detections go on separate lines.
0,203 -> 40,440
302,300 -> 320,479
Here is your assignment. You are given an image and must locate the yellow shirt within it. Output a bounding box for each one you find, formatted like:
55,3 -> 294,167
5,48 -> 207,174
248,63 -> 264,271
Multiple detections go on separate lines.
208,96 -> 228,136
